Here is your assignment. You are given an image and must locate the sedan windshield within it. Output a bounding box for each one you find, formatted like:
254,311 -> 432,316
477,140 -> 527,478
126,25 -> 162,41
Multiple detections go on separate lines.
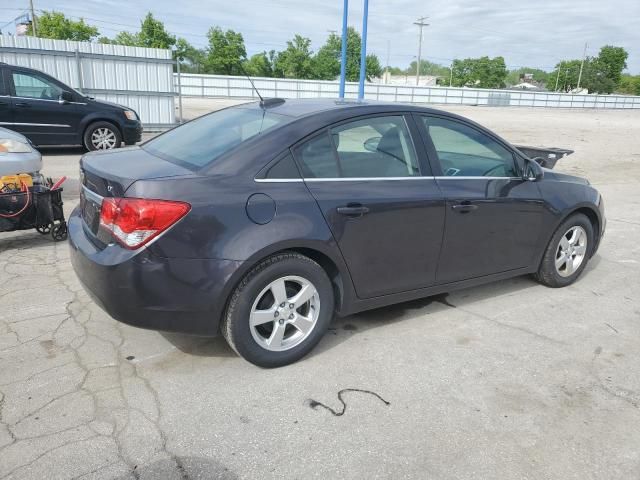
143,106 -> 290,169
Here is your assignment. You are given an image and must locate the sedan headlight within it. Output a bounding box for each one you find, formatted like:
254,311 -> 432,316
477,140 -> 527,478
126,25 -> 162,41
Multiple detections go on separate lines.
0,138 -> 32,154
123,110 -> 137,121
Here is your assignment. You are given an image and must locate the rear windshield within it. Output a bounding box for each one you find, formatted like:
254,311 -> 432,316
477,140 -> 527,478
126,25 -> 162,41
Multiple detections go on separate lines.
143,107 -> 290,168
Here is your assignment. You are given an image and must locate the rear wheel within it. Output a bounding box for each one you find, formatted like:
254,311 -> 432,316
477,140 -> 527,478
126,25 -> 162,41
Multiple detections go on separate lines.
222,252 -> 334,368
84,121 -> 122,151
535,213 -> 594,287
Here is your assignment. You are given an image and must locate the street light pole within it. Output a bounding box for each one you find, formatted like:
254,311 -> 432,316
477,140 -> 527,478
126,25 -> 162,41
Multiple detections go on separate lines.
339,0 -> 348,99
414,16 -> 429,86
357,0 -> 369,100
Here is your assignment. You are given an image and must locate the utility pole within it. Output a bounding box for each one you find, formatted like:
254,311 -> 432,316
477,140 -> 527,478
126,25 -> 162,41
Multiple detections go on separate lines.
29,0 -> 37,36
449,64 -> 453,87
384,40 -> 390,84
576,42 -> 588,91
554,61 -> 562,91
414,16 -> 429,86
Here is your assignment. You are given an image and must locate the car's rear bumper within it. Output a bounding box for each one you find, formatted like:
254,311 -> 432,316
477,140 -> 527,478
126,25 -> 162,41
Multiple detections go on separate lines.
122,121 -> 143,145
68,207 -> 240,336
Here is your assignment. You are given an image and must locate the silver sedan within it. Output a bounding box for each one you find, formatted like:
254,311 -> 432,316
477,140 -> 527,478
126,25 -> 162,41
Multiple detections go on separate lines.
0,126 -> 42,177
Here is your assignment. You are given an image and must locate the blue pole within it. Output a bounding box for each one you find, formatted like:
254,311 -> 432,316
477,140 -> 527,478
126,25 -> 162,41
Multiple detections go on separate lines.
358,0 -> 369,100
339,0 -> 348,99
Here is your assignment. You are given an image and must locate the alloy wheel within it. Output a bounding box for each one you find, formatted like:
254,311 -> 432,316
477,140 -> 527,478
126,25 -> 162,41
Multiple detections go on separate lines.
91,127 -> 117,149
249,275 -> 320,352
555,225 -> 588,277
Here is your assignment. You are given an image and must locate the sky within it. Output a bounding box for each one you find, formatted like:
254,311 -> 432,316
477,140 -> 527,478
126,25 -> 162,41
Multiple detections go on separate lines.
2,0 -> 639,73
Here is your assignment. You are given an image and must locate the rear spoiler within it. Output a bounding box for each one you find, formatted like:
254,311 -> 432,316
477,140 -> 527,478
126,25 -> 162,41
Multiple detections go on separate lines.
514,145 -> 574,169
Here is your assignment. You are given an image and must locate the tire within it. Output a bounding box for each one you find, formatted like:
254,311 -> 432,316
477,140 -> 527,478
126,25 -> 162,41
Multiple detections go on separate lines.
83,121 -> 122,151
51,222 -> 68,242
535,213 -> 594,288
222,252 -> 335,368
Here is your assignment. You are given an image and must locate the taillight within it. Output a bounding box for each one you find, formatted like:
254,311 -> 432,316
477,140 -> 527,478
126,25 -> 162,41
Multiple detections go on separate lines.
99,197 -> 190,249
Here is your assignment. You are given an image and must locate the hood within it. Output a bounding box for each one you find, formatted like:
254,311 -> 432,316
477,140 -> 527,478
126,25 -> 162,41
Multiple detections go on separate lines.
81,146 -> 195,197
542,168 -> 590,185
0,126 -> 30,143
88,97 -> 130,111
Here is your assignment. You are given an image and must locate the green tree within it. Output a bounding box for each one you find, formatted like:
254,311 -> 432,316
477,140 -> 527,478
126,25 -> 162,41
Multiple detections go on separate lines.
595,45 -> 628,87
548,46 -> 628,94
546,60 -> 582,91
313,28 -> 382,81
408,59 -> 449,78
136,12 -> 176,49
204,27 -> 247,75
174,38 -> 205,73
27,11 -> 99,41
451,56 -> 507,88
102,12 -> 176,50
273,35 -> 316,79
617,75 -> 640,95
244,51 -> 276,77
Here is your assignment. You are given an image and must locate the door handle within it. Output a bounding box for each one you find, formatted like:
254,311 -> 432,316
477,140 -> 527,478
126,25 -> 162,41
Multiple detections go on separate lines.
337,204 -> 370,217
14,102 -> 30,108
451,203 -> 478,213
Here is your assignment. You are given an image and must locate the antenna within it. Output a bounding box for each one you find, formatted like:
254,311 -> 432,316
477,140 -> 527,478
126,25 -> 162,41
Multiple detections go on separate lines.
237,62 -> 264,104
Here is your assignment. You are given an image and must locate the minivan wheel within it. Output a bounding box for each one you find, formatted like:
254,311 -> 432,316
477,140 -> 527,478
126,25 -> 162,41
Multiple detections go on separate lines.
222,252 -> 335,368
535,213 -> 594,288
84,121 -> 122,151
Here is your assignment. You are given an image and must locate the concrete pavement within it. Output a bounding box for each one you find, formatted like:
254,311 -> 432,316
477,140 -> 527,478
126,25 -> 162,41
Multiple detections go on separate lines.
1,103 -> 639,479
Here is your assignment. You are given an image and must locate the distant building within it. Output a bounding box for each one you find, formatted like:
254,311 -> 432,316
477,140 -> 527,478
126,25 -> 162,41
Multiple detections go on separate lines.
372,71 -> 438,87
511,82 -> 545,91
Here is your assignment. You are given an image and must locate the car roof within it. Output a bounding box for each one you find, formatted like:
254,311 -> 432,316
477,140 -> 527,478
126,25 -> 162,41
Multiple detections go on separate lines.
237,98 -> 448,119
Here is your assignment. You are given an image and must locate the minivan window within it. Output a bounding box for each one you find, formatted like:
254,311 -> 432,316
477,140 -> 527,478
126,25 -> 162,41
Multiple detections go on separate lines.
12,72 -> 62,100
143,107 -> 290,169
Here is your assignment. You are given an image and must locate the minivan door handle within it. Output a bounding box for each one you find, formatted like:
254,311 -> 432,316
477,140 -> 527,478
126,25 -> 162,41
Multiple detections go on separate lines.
14,102 -> 30,108
337,204 -> 370,217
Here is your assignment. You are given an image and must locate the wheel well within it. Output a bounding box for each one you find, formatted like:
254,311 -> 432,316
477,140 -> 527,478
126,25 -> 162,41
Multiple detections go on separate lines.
285,247 -> 345,312
573,206 -> 600,243
566,207 -> 600,256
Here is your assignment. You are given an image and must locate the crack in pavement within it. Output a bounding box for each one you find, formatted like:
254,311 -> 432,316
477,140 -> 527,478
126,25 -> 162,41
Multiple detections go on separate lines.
0,232 -> 185,479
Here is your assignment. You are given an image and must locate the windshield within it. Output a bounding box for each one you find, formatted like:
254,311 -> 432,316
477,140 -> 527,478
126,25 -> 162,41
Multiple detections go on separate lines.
143,107 -> 290,169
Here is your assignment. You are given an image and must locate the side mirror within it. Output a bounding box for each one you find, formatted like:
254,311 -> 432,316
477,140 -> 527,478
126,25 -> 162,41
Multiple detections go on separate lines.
58,91 -> 73,104
523,159 -> 544,182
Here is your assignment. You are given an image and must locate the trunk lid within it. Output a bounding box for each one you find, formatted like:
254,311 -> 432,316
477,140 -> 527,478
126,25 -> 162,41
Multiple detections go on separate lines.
79,146 -> 194,242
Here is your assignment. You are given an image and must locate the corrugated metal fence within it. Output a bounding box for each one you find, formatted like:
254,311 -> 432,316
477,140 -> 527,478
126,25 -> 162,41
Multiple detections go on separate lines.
0,35 -> 176,127
176,73 -> 640,109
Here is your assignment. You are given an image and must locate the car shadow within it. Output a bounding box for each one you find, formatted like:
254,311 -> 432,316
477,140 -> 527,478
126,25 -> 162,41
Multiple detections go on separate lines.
0,229 -> 60,252
159,272 -> 556,363
160,331 -> 237,358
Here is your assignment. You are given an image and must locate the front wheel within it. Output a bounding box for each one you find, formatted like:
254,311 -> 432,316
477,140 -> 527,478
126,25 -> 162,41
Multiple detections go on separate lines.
222,253 -> 335,368
84,121 -> 122,151
535,213 -> 594,287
